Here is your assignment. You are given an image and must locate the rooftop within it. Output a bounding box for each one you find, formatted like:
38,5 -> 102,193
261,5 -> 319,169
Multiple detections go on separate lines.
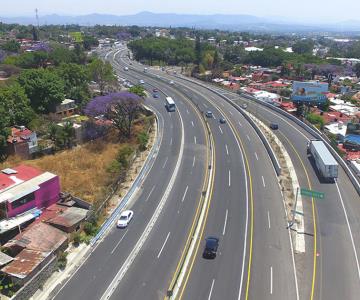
0,165 -> 42,193
0,251 -> 14,267
1,249 -> 46,279
7,127 -> 34,144
4,222 -> 67,254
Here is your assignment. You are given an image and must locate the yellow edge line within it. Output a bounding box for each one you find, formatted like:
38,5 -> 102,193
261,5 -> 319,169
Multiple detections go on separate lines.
178,123 -> 216,300
279,132 -> 317,300
164,90 -> 211,299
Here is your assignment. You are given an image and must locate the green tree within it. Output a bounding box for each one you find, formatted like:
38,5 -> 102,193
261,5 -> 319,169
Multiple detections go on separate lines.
87,59 -> 116,95
0,83 -> 35,126
56,63 -> 90,105
1,40 -> 20,53
195,35 -> 202,65
0,106 -> 10,161
18,68 -> 65,113
83,35 -> 99,50
292,39 -> 314,55
128,85 -> 146,98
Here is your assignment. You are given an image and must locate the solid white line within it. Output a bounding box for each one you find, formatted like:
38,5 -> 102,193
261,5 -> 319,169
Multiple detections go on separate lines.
162,157 -> 168,169
225,144 -> 229,156
208,279 -> 215,300
186,109 -> 189,114
181,186 -> 189,202
228,170 -> 231,187
335,181 -> 360,281
267,211 -> 271,229
192,156 -> 196,167
170,138 -> 173,146
246,134 -> 250,141
194,136 -> 197,144
223,209 -> 229,235
157,232 -> 171,258
270,266 -> 273,294
255,152 -> 259,160
144,185 -> 155,202
99,94 -> 186,300
191,121 -> 194,127
219,126 -> 223,135
111,230 -> 128,254
262,176 -> 266,188
238,121 -> 242,127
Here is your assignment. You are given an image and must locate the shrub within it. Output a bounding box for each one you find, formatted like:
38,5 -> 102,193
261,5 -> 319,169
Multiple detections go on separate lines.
83,221 -> 98,236
73,232 -> 81,246
57,252 -> 68,270
117,145 -> 134,169
306,113 -> 324,128
137,131 -> 149,151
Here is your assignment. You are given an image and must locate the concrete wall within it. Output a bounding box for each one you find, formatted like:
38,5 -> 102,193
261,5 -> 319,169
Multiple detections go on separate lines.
12,255 -> 58,300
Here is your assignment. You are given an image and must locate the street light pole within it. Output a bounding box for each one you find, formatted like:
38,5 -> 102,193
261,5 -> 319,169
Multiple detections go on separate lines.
288,187 -> 299,229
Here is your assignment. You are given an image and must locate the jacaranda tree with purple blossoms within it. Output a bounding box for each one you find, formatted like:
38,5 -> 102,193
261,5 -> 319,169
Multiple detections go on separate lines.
84,92 -> 144,139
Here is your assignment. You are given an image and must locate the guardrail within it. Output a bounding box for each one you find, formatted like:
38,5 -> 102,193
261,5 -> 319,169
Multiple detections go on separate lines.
239,92 -> 360,195
175,75 -> 282,176
90,106 -> 162,246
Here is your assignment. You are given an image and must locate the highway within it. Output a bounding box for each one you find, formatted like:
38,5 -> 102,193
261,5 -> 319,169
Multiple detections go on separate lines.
53,52 -> 209,300
114,48 -> 297,299
170,74 -> 360,300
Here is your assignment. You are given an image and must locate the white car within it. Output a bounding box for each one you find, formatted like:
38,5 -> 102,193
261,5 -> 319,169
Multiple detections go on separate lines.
124,67 -> 129,71
169,80 -> 174,85
117,210 -> 134,228
139,79 -> 145,84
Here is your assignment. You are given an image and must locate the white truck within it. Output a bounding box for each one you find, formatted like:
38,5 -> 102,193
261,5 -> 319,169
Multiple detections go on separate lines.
307,140 -> 338,180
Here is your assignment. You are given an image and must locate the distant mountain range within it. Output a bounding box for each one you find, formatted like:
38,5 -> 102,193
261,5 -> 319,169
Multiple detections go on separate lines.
1,11 -> 360,32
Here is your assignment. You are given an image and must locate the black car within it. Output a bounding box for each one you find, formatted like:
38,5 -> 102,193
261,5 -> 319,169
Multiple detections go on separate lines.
219,118 -> 226,124
270,123 -> 279,130
203,236 -> 219,259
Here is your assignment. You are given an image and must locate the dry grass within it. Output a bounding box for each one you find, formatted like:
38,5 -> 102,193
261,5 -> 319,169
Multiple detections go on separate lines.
1,140 -> 127,204
0,116 -> 153,206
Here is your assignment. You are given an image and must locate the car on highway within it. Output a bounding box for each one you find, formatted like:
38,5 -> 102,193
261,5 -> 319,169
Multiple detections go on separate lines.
153,88 -> 159,93
117,210 -> 134,228
242,103 -> 248,109
203,236 -> 219,259
139,79 -> 145,84
270,123 -> 279,130
205,111 -> 213,118
129,62 -> 133,65
124,66 -> 129,71
169,80 -> 174,85
219,117 -> 226,124
144,67 -> 148,72
153,93 -> 159,98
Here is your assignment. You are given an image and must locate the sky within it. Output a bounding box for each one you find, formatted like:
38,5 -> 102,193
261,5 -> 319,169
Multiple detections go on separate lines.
1,0 -> 359,23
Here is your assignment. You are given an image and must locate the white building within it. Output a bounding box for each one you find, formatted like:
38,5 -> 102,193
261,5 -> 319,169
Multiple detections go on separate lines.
324,122 -> 347,142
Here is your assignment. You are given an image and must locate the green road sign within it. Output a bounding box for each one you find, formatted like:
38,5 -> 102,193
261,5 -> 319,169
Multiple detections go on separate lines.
300,188 -> 325,199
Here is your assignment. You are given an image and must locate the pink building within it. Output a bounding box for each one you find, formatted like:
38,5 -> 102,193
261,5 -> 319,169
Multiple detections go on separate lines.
0,165 -> 60,219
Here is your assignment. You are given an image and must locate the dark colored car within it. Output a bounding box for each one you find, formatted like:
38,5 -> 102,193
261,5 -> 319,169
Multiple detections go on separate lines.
270,123 -> 279,130
220,118 -> 226,124
153,88 -> 159,93
203,236 -> 219,259
153,93 -> 159,98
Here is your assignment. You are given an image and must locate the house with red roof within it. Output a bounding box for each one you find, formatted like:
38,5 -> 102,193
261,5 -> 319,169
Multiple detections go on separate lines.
7,126 -> 38,159
0,165 -> 60,226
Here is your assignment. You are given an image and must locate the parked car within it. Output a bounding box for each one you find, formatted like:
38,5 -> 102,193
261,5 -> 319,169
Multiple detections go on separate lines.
117,210 -> 134,228
203,236 -> 219,259
205,111 -> 213,118
220,118 -> 226,124
270,123 -> 279,130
